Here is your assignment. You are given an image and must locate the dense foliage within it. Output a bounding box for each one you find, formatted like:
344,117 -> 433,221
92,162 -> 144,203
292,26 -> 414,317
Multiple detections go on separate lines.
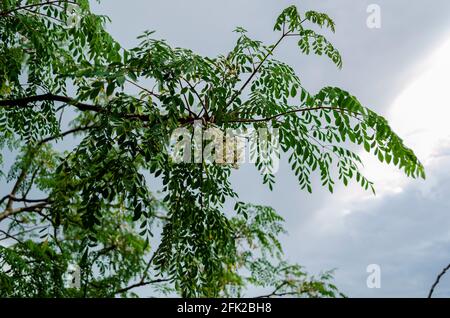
0,1 -> 424,297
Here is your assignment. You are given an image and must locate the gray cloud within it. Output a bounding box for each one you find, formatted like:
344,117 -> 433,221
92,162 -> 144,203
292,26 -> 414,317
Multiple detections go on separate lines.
282,153 -> 450,297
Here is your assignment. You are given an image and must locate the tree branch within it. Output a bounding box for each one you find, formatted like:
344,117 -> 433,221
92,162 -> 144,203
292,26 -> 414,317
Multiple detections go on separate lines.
0,229 -> 24,245
0,202 -> 49,222
428,263 -> 450,298
0,195 -> 10,207
21,167 -> 40,199
177,79 -> 198,118
126,79 -> 161,99
0,94 -> 195,124
0,93 -> 102,112
22,7 -> 64,23
4,161 -> 30,212
2,195 -> 49,204
0,225 -> 48,243
182,77 -> 209,119
256,291 -> 301,298
37,125 -> 96,146
225,32 -> 288,109
254,281 -> 299,298
114,278 -> 171,295
0,125 -> 91,221
0,0 -> 77,17
229,106 -> 361,123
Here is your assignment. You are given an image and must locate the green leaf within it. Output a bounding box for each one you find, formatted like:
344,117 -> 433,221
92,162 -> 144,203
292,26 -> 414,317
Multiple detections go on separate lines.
290,85 -> 297,98
106,82 -> 115,96
133,202 -> 143,221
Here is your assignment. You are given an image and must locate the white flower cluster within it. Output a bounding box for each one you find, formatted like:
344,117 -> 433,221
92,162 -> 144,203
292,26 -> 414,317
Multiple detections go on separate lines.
170,124 -> 280,172
66,4 -> 82,29
205,126 -> 246,169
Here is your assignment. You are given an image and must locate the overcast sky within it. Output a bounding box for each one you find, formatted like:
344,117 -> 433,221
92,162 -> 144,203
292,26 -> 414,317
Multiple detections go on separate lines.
3,0 -> 450,298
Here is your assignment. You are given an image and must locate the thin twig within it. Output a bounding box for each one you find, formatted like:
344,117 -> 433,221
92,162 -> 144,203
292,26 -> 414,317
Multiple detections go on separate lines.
37,125 -> 96,146
428,263 -> 450,298
0,229 -> 24,244
182,77 -> 208,119
229,106 -> 361,123
126,79 -> 161,99
225,32 -> 287,109
0,0 -> 77,17
114,278 -> 171,295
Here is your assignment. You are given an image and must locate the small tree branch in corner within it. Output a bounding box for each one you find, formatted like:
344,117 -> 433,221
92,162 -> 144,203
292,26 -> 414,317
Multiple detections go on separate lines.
114,278 -> 171,295
428,263 -> 450,298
